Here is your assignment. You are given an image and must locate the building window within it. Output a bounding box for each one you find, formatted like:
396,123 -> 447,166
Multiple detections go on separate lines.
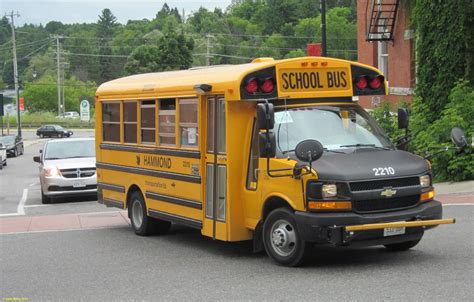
159,98 -> 176,146
179,98 -> 198,148
102,102 -> 120,142
378,41 -> 388,79
123,101 -> 137,144
141,100 -> 156,144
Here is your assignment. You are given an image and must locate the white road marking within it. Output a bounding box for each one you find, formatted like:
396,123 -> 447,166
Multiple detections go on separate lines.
17,188 -> 28,215
0,188 -> 28,217
443,203 -> 474,206
29,182 -> 38,187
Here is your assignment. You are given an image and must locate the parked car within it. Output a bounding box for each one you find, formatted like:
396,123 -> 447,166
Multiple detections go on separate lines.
36,125 -> 73,138
57,111 -> 80,119
0,143 -> 6,169
0,135 -> 24,157
33,138 -> 97,204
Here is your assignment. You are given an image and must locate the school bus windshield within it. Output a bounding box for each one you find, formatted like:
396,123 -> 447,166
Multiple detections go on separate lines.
275,104 -> 393,156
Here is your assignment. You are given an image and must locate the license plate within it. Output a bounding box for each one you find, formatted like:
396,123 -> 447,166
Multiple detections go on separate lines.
384,227 -> 406,237
73,182 -> 86,188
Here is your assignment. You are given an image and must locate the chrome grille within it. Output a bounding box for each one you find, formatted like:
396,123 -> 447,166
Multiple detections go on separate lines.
350,177 -> 419,192
60,167 -> 96,179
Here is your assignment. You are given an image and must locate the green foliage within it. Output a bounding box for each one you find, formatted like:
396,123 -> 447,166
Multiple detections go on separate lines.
412,81 -> 474,181
21,74 -> 96,113
125,30 -> 194,74
5,111 -> 95,128
97,9 -> 119,83
413,0 -> 473,124
369,102 -> 404,142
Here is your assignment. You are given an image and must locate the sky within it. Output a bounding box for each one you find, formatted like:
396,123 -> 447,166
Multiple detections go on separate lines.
1,0 -> 234,25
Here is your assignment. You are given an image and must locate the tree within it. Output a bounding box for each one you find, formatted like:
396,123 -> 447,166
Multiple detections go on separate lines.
22,74 -> 95,113
125,30 -> 194,74
413,0 -> 472,124
97,8 -> 119,83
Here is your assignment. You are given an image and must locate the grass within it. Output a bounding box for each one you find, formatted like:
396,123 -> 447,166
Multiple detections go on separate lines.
1,112 -> 95,129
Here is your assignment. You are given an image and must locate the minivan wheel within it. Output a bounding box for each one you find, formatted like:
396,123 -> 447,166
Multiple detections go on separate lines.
384,238 -> 422,251
13,147 -> 18,157
41,190 -> 51,204
263,208 -> 310,267
129,191 -> 171,236
58,133 -> 63,138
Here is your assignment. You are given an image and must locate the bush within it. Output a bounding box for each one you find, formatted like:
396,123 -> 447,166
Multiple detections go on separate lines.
411,80 -> 473,181
3,111 -> 95,129
369,102 -> 404,142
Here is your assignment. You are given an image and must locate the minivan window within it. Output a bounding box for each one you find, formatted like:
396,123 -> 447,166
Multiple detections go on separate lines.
45,140 -> 95,160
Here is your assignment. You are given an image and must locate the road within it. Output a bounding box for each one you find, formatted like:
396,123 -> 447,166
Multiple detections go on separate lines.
0,130 -> 473,301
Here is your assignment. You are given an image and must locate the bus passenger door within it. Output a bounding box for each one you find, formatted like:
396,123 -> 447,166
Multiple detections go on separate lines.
203,96 -> 228,240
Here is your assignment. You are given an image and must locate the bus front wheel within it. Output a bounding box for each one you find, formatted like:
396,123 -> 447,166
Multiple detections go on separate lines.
263,208 -> 310,267
129,191 -> 171,236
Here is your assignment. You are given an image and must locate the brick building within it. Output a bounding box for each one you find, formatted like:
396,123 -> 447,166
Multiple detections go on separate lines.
357,0 -> 415,108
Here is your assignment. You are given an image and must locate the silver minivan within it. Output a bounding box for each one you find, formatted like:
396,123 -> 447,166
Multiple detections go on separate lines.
33,138 -> 97,203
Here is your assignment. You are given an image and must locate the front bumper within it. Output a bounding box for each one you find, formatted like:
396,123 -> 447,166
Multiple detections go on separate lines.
41,175 -> 97,198
295,200 -> 450,246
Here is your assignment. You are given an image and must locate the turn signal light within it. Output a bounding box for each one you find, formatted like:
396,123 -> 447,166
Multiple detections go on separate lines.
355,76 -> 368,90
245,78 -> 258,94
308,201 -> 352,211
261,78 -> 274,93
369,75 -> 383,89
420,190 -> 435,202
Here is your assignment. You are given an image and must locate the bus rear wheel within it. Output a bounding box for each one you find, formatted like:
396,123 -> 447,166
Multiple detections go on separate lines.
263,208 -> 310,267
129,191 -> 171,236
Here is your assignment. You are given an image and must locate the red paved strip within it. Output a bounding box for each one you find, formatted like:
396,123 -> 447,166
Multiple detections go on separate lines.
437,193 -> 474,204
0,211 -> 130,234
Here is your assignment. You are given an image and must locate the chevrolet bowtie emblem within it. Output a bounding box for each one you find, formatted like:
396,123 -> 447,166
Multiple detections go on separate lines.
381,188 -> 397,198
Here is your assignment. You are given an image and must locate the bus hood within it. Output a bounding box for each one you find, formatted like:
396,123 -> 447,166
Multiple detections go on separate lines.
305,149 -> 429,181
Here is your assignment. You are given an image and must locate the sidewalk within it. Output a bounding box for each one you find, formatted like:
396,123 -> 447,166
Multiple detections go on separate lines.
0,211 -> 129,234
434,180 -> 473,204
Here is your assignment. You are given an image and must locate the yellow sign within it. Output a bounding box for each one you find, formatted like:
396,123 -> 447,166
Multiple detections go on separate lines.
278,68 -> 349,92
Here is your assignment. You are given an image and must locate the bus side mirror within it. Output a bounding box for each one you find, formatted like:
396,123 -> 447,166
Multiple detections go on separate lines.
294,139 -> 324,163
398,108 -> 409,129
259,132 -> 276,158
451,127 -> 467,149
257,103 -> 275,130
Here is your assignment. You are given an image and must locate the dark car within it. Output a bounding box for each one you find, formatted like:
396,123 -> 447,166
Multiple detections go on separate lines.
36,125 -> 73,138
0,135 -> 24,157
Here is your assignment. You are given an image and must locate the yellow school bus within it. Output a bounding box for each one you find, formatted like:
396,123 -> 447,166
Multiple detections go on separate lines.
96,56 -> 457,266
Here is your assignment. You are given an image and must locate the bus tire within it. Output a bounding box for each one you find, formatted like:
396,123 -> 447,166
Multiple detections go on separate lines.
384,238 -> 422,251
129,191 -> 171,236
263,208 -> 310,267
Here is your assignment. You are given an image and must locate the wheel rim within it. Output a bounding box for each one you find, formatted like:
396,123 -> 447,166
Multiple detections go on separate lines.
270,219 -> 297,257
131,199 -> 144,229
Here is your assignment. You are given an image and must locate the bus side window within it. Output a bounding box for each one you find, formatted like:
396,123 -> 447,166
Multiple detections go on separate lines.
159,98 -> 176,146
246,120 -> 259,190
102,102 -> 120,142
123,101 -> 137,144
179,98 -> 198,148
140,100 -> 156,144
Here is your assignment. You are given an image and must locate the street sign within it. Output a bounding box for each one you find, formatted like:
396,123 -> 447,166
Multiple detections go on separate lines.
80,99 -> 90,122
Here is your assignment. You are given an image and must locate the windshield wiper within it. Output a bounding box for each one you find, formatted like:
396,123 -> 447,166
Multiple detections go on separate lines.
324,148 -> 346,154
339,144 -> 391,150
67,156 -> 93,159
281,149 -> 295,155
45,157 -> 63,160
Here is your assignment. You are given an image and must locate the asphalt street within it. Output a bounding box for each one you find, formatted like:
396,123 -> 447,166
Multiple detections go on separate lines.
0,129 -> 473,301
0,206 -> 472,301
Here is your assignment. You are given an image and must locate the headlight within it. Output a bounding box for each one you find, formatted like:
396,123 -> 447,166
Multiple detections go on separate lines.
419,175 -> 431,187
322,184 -> 337,198
44,166 -> 60,177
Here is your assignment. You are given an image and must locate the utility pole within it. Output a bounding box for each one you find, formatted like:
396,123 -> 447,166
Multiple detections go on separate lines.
320,0 -> 327,56
206,34 -> 213,66
7,11 -> 21,138
53,35 -> 63,116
